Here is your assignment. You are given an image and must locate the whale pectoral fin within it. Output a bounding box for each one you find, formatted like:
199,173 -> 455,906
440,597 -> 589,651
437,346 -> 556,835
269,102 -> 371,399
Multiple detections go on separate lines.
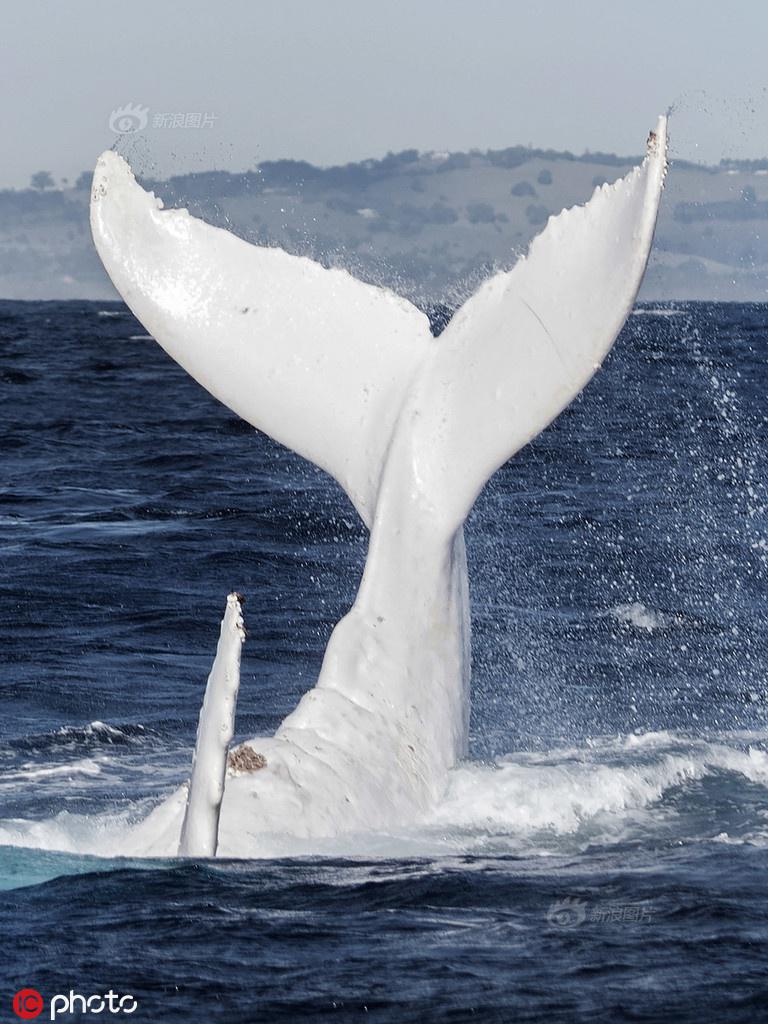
178,593 -> 246,858
404,116 -> 668,534
90,152 -> 433,525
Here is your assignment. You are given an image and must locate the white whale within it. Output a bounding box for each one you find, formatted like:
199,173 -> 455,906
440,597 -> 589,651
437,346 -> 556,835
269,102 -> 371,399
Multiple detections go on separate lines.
90,118 -> 667,857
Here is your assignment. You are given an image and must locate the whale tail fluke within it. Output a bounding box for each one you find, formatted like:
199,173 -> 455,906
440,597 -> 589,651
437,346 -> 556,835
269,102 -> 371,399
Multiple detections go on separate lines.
90,117 -> 666,533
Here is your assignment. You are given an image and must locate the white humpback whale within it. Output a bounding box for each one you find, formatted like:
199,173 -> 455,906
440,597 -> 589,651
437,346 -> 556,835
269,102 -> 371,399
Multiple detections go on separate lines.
90,118 -> 667,858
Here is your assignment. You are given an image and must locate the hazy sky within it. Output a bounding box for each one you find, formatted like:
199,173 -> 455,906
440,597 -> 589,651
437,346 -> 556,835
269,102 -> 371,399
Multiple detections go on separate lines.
1,0 -> 767,188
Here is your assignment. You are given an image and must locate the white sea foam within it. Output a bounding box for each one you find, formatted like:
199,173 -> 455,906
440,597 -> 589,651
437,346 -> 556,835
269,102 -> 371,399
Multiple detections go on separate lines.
6,721 -> 147,753
631,306 -> 684,318
1,758 -> 104,782
56,721 -> 139,743
609,601 -> 675,632
436,738 -> 768,835
2,731 -> 766,863
0,807 -> 139,856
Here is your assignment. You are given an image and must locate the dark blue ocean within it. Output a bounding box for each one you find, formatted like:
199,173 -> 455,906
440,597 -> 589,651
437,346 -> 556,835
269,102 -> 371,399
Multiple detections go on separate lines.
1,299 -> 767,1022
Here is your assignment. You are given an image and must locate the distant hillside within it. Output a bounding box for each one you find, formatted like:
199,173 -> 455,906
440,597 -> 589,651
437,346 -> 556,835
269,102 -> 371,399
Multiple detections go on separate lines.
2,144 -> 768,302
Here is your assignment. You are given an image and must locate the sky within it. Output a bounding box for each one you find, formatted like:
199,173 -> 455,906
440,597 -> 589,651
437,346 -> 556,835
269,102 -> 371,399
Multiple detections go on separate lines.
1,0 -> 767,189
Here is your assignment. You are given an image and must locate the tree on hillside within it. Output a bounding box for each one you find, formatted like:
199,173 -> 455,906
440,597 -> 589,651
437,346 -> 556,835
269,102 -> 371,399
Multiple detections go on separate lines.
526,203 -> 549,226
30,171 -> 55,190
466,201 -> 496,224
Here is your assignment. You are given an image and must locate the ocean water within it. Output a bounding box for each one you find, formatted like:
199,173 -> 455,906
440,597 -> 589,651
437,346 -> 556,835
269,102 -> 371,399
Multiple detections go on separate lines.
1,299 -> 767,1021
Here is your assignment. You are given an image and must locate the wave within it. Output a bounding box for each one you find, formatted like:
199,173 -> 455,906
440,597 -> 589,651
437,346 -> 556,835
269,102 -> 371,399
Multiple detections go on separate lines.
0,757 -> 105,782
608,601 -> 678,632
2,731 -> 767,868
6,721 -> 149,756
0,807 -> 140,859
631,306 -> 685,318
436,733 -> 768,838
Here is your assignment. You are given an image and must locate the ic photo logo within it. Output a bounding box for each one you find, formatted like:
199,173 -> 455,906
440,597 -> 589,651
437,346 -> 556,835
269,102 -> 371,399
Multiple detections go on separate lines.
12,988 -> 138,1020
13,989 -> 44,1020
